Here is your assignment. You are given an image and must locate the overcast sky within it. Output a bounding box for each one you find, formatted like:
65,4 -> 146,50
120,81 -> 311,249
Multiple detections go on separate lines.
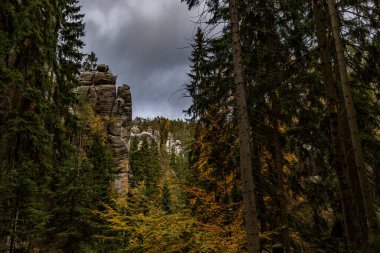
79,0 -> 200,119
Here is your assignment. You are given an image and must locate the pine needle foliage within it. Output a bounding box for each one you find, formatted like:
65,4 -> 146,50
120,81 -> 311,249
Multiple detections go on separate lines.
0,1 -> 116,251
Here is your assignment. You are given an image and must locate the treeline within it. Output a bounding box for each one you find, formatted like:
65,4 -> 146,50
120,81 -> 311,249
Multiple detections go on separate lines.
0,1 -> 117,252
133,116 -> 194,146
182,0 -> 379,252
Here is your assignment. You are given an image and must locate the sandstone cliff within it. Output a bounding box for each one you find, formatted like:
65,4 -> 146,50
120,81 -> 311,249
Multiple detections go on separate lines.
166,132 -> 184,156
76,64 -> 132,195
130,125 -> 184,157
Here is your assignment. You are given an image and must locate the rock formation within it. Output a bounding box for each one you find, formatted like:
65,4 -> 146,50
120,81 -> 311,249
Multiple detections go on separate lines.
166,132 -> 184,156
130,126 -> 183,156
131,126 -> 161,149
77,64 -> 132,195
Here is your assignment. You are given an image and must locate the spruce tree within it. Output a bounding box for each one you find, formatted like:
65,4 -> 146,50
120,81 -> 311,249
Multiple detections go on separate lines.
129,137 -> 161,195
186,27 -> 210,121
83,51 -> 98,71
161,181 -> 172,213
0,1 -> 63,249
0,1 -> 117,251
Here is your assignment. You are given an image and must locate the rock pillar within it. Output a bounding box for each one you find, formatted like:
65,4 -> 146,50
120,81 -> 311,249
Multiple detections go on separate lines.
78,64 -> 132,195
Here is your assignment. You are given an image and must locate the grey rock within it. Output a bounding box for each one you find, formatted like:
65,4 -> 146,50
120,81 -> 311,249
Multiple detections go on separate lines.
94,72 -> 117,85
79,71 -> 95,86
87,86 -> 98,107
116,85 -> 133,128
130,126 -> 162,152
79,68 -> 117,85
115,170 -> 129,193
97,64 -> 109,72
166,132 -> 184,156
77,65 -> 132,196
94,85 -> 115,115
131,126 -> 140,134
108,121 -> 123,136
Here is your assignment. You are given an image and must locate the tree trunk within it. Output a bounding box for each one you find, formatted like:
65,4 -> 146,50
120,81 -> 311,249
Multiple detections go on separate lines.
331,40 -> 369,240
9,195 -> 19,253
253,145 -> 268,241
341,111 -> 369,241
228,0 -> 260,252
271,95 -> 291,253
327,0 -> 379,236
312,0 -> 364,250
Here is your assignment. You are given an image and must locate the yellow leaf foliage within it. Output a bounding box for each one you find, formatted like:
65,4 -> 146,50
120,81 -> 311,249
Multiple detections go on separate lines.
95,184 -> 247,252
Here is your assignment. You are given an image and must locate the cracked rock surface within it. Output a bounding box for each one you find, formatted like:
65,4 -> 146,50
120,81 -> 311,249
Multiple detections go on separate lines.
77,64 -> 132,195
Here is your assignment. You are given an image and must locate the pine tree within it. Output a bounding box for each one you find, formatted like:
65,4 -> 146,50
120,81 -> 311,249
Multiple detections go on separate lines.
0,1 -> 64,249
228,1 -> 260,252
0,1 -> 117,251
45,113 -> 115,251
311,1 -> 365,250
161,181 -> 172,213
186,27 -> 210,121
83,51 -> 98,71
129,136 -> 161,195
327,0 -> 380,244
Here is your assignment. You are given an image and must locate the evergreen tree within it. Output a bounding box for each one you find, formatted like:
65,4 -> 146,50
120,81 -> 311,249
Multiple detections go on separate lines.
46,113 -> 116,251
161,181 -> 172,213
0,1 -> 117,251
82,51 -> 98,71
129,137 -> 161,195
186,27 -> 210,121
183,0 -> 380,251
0,1 -> 66,249
228,1 -> 261,251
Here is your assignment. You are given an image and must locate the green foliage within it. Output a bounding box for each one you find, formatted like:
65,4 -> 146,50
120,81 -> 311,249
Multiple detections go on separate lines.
161,181 -> 172,213
0,0 -> 378,251
129,137 -> 161,195
96,184 -> 246,253
0,1 -> 117,251
183,0 -> 380,252
82,51 -> 98,71
32,100 -> 117,252
133,116 -> 193,146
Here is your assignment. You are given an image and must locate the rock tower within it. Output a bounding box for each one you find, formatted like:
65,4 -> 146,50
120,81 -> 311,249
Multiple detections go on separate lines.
77,64 -> 132,195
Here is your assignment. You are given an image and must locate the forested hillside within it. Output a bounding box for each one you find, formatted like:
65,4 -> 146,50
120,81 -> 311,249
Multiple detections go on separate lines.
0,0 -> 379,252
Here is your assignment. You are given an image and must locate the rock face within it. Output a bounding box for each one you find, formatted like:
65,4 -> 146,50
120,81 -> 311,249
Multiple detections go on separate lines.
166,132 -> 184,156
130,126 -> 183,156
77,64 -> 132,195
131,127 -> 161,150
133,127 -> 160,145
79,64 -> 116,85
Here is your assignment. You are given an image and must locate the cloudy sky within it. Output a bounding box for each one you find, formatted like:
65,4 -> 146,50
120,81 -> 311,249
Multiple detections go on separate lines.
79,0 -> 201,119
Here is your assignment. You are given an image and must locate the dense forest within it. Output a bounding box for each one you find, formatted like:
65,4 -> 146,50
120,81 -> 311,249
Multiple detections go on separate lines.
0,0 -> 379,252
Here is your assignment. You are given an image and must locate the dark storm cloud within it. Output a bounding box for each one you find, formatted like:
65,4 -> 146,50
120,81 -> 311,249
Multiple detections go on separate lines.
79,0 -> 198,119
